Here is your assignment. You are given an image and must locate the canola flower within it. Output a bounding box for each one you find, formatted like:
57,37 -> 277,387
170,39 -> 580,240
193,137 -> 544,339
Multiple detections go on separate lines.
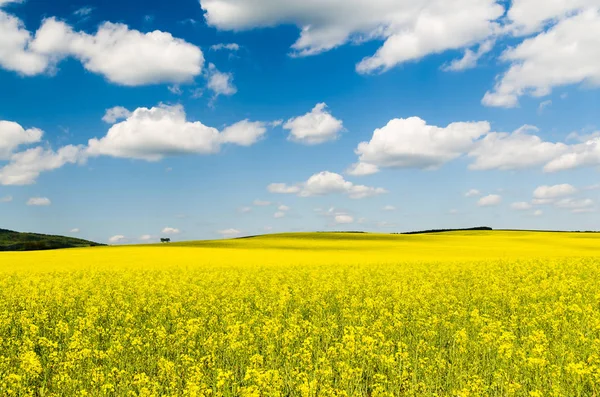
1,231 -> 600,396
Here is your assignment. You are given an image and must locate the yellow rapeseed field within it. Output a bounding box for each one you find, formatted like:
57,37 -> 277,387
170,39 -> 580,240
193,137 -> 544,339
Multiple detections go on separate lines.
1,231 -> 600,396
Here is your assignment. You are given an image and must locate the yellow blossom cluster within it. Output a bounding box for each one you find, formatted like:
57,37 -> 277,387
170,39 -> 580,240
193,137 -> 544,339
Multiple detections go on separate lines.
1,231 -> 600,396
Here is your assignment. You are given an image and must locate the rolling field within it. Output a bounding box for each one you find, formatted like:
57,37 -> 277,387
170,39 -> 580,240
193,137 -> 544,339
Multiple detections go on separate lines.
1,231 -> 600,396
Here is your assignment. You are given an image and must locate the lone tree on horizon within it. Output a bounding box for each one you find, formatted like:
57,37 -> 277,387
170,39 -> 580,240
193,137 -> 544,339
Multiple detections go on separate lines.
160,238 -> 171,243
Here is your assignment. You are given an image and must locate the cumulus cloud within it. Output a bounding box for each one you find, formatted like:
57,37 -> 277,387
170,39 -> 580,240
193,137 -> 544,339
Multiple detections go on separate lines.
0,10 -> 48,75
274,211 -> 285,218
108,235 -> 126,244
210,43 -> 240,51
354,117 -> 490,171
533,184 -> 577,199
267,184 -> 301,194
220,120 -> 267,146
70,228 -> 80,233
201,0 -> 503,74
382,205 -> 396,211
334,214 -> 354,224
268,171 -> 386,199
442,40 -> 495,72
345,162 -> 379,176
0,11 -> 204,85
102,106 -> 132,124
26,197 -> 51,206
139,234 -> 153,241
544,137 -> 600,172
554,197 -> 594,213
533,209 -> 543,216
0,195 -> 12,202
162,227 -> 180,235
278,205 -> 290,211
284,103 -> 343,145
511,201 -> 532,210
253,199 -> 271,206
506,0 -> 597,35
238,206 -> 252,213
218,228 -> 241,237
538,100 -> 552,113
0,120 -> 43,159
0,145 -> 85,185
88,104 -> 267,161
73,7 -> 93,18
483,9 -> 600,107
468,126 -> 568,170
0,0 -> 24,6
477,194 -> 502,207
465,189 -> 481,197
206,63 -> 236,96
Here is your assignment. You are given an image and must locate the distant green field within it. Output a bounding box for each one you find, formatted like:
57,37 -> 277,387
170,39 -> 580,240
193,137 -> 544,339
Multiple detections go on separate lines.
0,228 -> 103,251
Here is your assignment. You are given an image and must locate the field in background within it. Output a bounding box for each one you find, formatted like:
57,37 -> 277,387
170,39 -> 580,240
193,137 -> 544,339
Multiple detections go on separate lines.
1,231 -> 599,395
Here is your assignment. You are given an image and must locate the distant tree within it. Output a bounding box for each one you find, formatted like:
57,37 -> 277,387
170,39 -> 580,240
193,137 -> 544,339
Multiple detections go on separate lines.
160,238 -> 171,243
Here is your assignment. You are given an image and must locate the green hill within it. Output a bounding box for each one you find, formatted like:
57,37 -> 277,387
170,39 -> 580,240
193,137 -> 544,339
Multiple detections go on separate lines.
0,228 -> 105,251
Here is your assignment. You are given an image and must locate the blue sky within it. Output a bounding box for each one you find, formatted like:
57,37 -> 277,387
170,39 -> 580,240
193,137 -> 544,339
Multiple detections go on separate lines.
0,0 -> 599,243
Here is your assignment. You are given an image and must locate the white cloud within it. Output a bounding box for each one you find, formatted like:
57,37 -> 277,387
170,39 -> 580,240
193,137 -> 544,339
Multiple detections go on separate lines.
477,194 -> 502,207
278,205 -> 290,211
382,205 -> 396,211
201,0 -> 503,74
0,120 -> 43,159
238,206 -> 252,213
0,9 -> 203,84
0,195 -> 12,202
354,117 -> 490,170
139,234 -> 153,241
168,85 -> 182,95
220,120 -> 267,146
533,184 -> 577,199
511,201 -> 532,210
218,228 -> 241,237
284,103 -> 343,145
468,126 -> 568,170
274,211 -> 285,218
442,40 -> 495,72
483,9 -> 600,107
267,183 -> 301,194
102,106 -> 132,124
506,0 -> 597,35
162,227 -> 180,235
70,228 -> 80,233
465,189 -> 481,197
554,198 -> 594,211
544,137 -> 600,172
206,63 -> 237,96
532,198 -> 554,205
73,7 -> 93,17
210,43 -> 240,51
345,162 -> 379,176
29,18 -> 204,86
268,171 -> 386,199
0,145 -> 85,185
533,209 -> 543,216
108,235 -> 126,244
88,104 -> 266,161
26,197 -> 50,206
334,214 -> 354,224
0,0 -> 24,6
0,10 -> 49,75
253,199 -> 271,206
538,100 -> 552,113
